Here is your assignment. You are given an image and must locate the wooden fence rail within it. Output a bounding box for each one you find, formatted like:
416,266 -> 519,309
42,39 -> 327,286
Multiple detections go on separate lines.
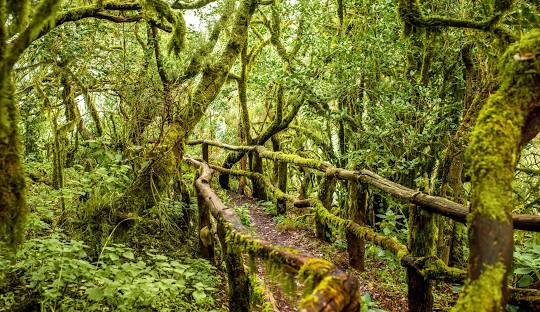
186,157 -> 360,312
187,140 -> 540,232
187,139 -> 540,311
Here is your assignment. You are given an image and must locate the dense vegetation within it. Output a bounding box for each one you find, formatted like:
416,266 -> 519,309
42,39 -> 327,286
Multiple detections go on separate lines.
0,0 -> 539,311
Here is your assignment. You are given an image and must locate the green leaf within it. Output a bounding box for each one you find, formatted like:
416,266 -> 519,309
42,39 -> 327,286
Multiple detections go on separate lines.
108,253 -> 119,261
122,251 -> 135,260
193,290 -> 207,303
514,267 -> 532,275
517,275 -> 534,287
86,288 -> 104,301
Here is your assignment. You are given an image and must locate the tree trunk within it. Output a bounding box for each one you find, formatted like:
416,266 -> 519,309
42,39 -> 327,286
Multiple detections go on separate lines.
0,71 -> 27,247
453,31 -> 540,311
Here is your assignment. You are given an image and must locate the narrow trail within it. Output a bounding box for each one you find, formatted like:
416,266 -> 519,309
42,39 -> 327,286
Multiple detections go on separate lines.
225,191 -> 413,311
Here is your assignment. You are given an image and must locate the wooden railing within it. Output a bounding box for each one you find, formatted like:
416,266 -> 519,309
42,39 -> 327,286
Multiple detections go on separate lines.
186,139 -> 540,311
187,157 -> 360,311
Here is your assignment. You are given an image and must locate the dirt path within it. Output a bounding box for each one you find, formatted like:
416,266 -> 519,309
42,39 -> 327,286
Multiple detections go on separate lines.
225,192 -> 412,311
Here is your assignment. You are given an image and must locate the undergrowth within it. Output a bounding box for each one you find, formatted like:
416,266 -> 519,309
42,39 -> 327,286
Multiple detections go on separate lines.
0,160 -> 226,312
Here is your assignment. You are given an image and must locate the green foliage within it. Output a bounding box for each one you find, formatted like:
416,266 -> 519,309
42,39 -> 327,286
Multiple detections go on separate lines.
512,238 -> 540,287
360,293 -> 386,312
273,214 -> 312,231
259,200 -> 277,215
376,207 -> 408,241
234,203 -> 252,227
0,233 -> 221,311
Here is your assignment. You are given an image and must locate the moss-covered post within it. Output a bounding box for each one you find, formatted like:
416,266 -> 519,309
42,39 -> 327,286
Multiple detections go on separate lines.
216,222 -> 250,312
277,161 -> 287,214
346,182 -> 368,271
202,143 -> 209,162
452,30 -> 540,312
197,192 -> 214,260
316,175 -> 336,241
271,137 -> 287,214
250,150 -> 267,200
407,204 -> 435,312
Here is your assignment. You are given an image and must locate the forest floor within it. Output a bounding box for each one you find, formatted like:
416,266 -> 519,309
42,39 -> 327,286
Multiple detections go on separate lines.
223,191 -> 459,312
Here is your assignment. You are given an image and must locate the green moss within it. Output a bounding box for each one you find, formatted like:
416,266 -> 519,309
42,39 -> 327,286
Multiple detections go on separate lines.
257,147 -> 329,171
297,258 -> 333,294
168,12 -> 186,55
415,256 -> 467,281
248,273 -> 274,312
0,73 -> 27,249
451,262 -> 506,311
7,0 -> 30,33
467,29 -> 540,222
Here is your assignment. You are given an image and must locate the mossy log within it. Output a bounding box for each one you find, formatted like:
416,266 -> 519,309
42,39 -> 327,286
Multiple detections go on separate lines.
186,157 -> 360,311
188,140 -> 540,232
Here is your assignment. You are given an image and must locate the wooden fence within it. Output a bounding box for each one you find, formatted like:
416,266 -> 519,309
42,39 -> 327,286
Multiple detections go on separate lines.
186,139 -> 540,311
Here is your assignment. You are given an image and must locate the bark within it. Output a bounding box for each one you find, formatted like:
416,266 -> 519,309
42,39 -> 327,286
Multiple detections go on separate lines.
453,30 -> 540,311
0,0 -> 62,247
407,205 -> 435,312
0,71 -> 27,247
316,176 -> 336,242
346,182 -> 368,271
250,151 -> 267,200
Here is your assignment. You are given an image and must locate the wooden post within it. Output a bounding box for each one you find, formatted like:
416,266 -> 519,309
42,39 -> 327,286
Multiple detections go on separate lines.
250,151 -> 267,200
216,222 -> 250,312
346,182 -> 368,271
276,161 -> 287,214
202,143 -> 209,162
316,176 -> 335,241
198,193 -> 214,261
407,204 -> 434,312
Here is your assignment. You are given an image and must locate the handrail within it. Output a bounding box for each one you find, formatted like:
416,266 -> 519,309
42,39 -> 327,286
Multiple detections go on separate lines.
187,139 -> 540,232
186,157 -> 361,311
203,161 -> 469,281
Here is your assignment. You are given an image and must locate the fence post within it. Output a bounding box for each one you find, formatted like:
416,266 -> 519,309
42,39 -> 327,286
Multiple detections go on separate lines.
197,193 -> 214,261
216,222 -> 250,312
407,204 -> 435,312
276,161 -> 287,214
346,182 -> 368,271
202,143 -> 209,162
250,150 -> 267,200
316,175 -> 335,241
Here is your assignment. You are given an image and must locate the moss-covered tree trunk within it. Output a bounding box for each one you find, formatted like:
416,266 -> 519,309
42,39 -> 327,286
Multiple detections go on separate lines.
436,44 -> 486,268
453,30 -> 540,312
0,70 -> 27,248
0,0 -> 62,248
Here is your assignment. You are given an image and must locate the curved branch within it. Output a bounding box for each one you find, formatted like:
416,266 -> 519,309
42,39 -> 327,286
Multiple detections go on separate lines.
172,0 -> 218,9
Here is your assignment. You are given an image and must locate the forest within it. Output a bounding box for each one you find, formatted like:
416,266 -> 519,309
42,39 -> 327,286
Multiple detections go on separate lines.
0,0 -> 539,311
